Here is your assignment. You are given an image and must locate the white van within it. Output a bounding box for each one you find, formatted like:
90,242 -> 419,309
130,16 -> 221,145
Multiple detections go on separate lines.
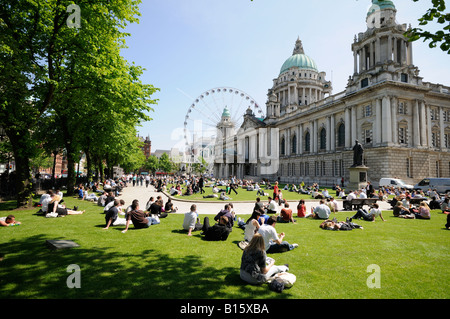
379,178 -> 414,190
414,178 -> 450,194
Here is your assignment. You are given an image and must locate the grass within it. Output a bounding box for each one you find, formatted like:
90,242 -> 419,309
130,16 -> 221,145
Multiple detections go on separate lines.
169,183 -> 321,202
0,194 -> 449,299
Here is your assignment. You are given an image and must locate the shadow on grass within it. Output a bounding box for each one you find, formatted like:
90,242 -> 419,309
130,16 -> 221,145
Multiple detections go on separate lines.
0,234 -> 291,299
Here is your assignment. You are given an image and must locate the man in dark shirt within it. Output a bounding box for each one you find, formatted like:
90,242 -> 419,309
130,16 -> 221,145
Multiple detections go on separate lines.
149,200 -> 168,219
202,216 -> 231,241
213,204 -> 234,229
122,200 -> 159,233
104,199 -> 120,229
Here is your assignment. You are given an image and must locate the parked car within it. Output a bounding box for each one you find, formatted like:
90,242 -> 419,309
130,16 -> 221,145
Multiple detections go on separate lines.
379,178 -> 414,190
414,178 -> 450,194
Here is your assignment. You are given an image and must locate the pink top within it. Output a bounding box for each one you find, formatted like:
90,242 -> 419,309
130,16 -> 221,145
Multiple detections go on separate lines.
419,207 -> 430,219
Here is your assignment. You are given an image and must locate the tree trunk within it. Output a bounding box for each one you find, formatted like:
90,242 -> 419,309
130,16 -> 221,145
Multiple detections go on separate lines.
7,130 -> 33,208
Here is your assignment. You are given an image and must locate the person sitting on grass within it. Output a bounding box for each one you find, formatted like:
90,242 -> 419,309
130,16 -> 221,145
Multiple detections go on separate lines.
104,199 -> 121,230
164,198 -> 177,213
218,191 -> 231,201
414,202 -> 431,220
326,197 -> 339,213
311,200 -> 331,220
0,215 -> 21,227
47,193 -> 85,217
258,216 -> 298,254
214,204 -> 234,230
237,209 -> 262,249
183,204 -> 203,236
239,233 -> 289,285
122,200 -> 159,233
201,215 -> 231,241
277,203 -> 296,224
393,201 -> 411,217
77,185 -> 85,200
266,197 -> 278,214
149,199 -> 168,219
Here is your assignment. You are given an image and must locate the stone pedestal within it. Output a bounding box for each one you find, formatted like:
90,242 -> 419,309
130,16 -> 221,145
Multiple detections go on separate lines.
347,166 -> 369,192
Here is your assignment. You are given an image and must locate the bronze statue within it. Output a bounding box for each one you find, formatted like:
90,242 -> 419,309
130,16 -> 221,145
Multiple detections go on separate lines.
352,140 -> 364,167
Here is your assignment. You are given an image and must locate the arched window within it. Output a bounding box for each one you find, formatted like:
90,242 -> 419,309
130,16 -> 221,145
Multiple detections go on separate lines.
291,135 -> 297,154
305,132 -> 310,152
320,128 -> 326,150
338,123 -> 345,147
281,137 -> 285,155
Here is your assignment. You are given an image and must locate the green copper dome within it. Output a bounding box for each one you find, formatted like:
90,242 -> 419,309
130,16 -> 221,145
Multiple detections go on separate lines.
367,0 -> 396,16
280,54 -> 318,75
222,107 -> 231,117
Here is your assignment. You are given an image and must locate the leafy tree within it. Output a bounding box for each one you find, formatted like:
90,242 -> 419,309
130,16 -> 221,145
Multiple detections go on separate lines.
0,0 -> 156,206
144,155 -> 159,174
158,153 -> 173,174
406,0 -> 450,54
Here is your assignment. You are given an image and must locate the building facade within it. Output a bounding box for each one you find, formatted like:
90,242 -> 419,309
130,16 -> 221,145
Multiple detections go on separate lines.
214,0 -> 450,187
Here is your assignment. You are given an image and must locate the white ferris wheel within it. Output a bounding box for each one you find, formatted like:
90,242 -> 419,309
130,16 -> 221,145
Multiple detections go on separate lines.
183,87 -> 264,167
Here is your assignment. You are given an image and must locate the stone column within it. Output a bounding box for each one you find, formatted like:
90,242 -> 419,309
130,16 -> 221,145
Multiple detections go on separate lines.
330,114 -> 336,151
313,120 -> 318,153
394,37 -> 398,63
401,40 -> 407,64
375,98 -> 382,144
427,104 -> 432,147
369,41 -> 374,68
440,107 -> 445,149
359,48 -> 363,72
362,46 -> 366,71
299,124 -> 303,155
420,101 -> 427,146
382,95 -> 392,143
326,116 -> 331,151
413,100 -> 420,147
388,35 -> 392,61
354,49 -> 358,74
311,121 -> 315,153
351,106 -> 357,144
294,85 -> 298,105
376,36 -> 381,64
407,42 -> 413,65
391,97 -> 398,145
345,107 -> 351,148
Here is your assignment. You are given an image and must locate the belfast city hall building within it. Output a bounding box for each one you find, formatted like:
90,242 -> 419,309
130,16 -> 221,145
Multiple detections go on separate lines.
213,0 -> 450,187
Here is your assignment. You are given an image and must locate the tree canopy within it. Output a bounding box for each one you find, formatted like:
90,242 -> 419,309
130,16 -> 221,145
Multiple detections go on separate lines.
0,0 -> 158,206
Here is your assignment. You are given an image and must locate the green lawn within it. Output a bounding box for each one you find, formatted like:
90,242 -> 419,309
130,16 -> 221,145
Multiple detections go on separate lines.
169,183 -> 319,202
0,194 -> 449,299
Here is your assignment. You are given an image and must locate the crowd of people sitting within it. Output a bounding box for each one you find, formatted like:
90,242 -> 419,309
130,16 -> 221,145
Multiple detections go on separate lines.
8,172 -> 448,292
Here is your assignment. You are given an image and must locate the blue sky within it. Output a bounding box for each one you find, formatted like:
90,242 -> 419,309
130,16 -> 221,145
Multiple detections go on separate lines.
120,0 -> 450,152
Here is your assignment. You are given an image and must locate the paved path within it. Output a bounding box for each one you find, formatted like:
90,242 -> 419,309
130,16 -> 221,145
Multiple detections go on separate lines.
117,184 -> 393,215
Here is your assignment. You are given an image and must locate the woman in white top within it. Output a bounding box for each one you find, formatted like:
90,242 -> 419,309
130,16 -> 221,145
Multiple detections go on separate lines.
244,210 -> 262,242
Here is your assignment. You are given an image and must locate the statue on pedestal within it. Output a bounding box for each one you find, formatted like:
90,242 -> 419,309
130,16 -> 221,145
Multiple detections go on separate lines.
352,140 -> 364,167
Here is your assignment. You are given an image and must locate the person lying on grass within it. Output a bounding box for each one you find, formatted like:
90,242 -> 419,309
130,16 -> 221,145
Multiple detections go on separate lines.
319,217 -> 363,231
350,203 -> 385,222
0,215 -> 21,227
